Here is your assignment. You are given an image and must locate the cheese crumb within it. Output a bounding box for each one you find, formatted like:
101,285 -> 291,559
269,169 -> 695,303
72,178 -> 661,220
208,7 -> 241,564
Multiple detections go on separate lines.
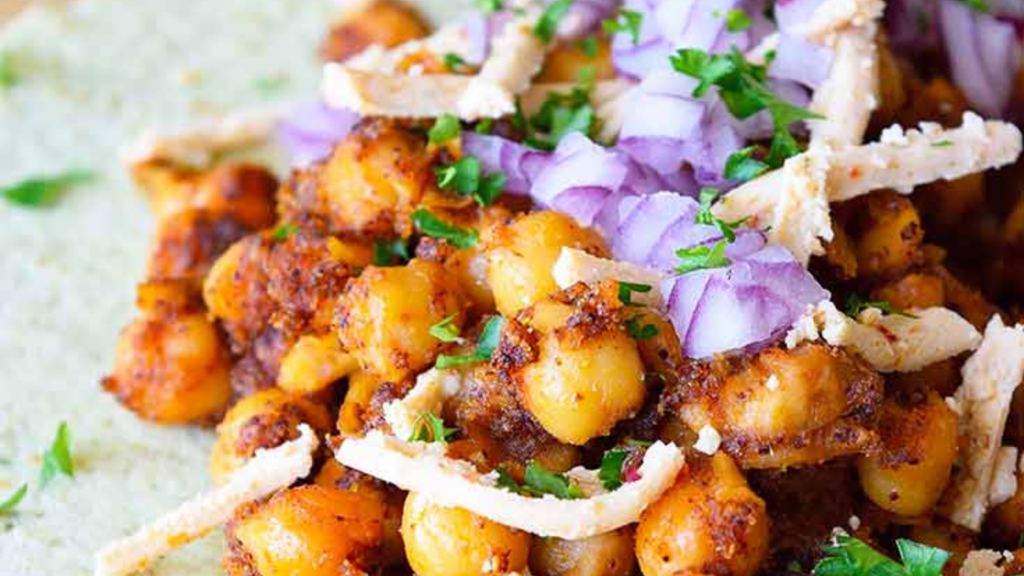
765,374 -> 780,391
693,425 -> 722,455
848,515 -> 861,531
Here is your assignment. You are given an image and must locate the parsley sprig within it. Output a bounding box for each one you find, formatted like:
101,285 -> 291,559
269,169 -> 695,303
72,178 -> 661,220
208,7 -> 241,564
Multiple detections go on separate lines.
39,421 -> 73,489
436,315 -> 504,369
412,209 -> 479,249
724,145 -> 769,182
844,294 -> 918,320
813,535 -> 950,576
671,47 -> 822,168
409,413 -> 459,445
603,9 -> 643,45
497,461 -> 585,499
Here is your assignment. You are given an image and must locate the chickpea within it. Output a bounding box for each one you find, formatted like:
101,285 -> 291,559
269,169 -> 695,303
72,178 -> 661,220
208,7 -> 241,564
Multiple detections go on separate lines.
209,388 -> 332,483
486,211 -> 607,316
338,369 -> 386,435
148,208 -> 251,284
857,393 -> 959,517
225,485 -> 385,576
336,258 -> 466,382
277,334 -> 359,395
537,38 -> 616,83
519,302 -> 646,445
402,491 -> 531,576
530,527 -> 637,576
852,191 -> 924,278
319,0 -> 429,63
203,235 -> 273,351
871,273 -> 946,311
636,453 -> 769,576
102,280 -> 231,425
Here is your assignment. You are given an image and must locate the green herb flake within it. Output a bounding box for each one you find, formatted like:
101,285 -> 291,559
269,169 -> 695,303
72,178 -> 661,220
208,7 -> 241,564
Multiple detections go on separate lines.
436,156 -> 481,193
579,36 -> 600,58
725,9 -> 753,32
844,294 -> 918,320
252,77 -> 288,96
618,281 -> 652,307
429,113 -> 462,145
436,315 -> 504,369
725,146 -> 769,182
0,52 -> 17,90
372,238 -> 410,266
0,484 -> 27,515
675,240 -> 731,275
413,209 -> 479,249
534,0 -> 577,43
529,85 -> 595,150
953,0 -> 990,12
813,535 -> 951,576
495,462 -> 585,499
475,0 -> 504,14
602,9 -> 644,45
408,413 -> 459,445
475,118 -> 494,135
695,187 -> 748,242
598,448 -> 629,490
444,53 -> 468,72
271,224 -> 299,241
626,316 -> 659,341
39,421 -> 73,489
429,313 -> 464,344
475,172 -> 507,206
931,140 -> 954,148
3,170 -> 93,209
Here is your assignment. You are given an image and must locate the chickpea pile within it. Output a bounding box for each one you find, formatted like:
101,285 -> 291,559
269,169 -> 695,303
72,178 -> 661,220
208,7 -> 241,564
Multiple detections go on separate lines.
102,2 -> 1024,576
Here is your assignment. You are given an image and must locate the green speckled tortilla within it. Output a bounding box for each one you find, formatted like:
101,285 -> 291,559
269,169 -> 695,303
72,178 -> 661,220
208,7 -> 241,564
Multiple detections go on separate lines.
0,1 -> 469,574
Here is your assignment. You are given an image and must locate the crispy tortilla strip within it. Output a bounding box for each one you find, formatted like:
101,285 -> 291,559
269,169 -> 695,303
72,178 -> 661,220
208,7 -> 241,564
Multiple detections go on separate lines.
94,425 -> 319,576
336,431 -> 684,540
767,151 -> 833,266
714,114 -> 1024,222
552,248 -> 666,308
345,21 -> 478,73
383,368 -> 463,439
808,24 -> 879,149
459,13 -> 546,118
785,301 -> 982,373
945,316 -> 1024,531
120,100 -> 293,166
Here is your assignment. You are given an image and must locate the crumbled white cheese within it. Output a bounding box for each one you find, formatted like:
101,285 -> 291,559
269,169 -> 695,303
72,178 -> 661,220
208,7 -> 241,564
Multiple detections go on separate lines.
552,248 -> 665,308
848,515 -> 861,531
946,317 -> 1024,530
94,425 -> 319,576
989,446 -> 1019,507
784,301 -> 982,373
765,374 -> 780,391
336,431 -> 685,540
768,150 -> 834,266
960,550 -> 1005,576
808,24 -> 879,149
383,368 -> 463,440
693,424 -> 722,455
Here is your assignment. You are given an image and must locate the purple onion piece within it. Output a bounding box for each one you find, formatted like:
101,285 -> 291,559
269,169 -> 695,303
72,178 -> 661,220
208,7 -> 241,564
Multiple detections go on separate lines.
276,101 -> 359,167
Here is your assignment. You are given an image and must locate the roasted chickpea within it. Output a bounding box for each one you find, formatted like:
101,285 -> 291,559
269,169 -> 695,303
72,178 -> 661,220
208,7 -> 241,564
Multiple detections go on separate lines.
636,453 -> 769,576
336,258 -> 466,382
209,388 -> 331,483
517,292 -> 646,446
530,527 -> 637,576
148,209 -> 252,283
857,393 -> 959,517
402,491 -> 531,576
319,0 -> 429,63
277,334 -> 359,395
871,272 -> 946,311
103,280 -> 231,425
851,191 -> 924,278
203,235 -> 273,351
986,478 -> 1024,548
486,210 -> 607,316
338,369 -> 386,435
225,485 -> 385,576
537,38 -> 616,83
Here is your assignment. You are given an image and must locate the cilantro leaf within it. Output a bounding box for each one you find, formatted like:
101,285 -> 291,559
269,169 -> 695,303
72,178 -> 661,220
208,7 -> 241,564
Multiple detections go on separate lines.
0,484 -> 27,515
618,281 -> 652,307
670,49 -> 736,98
953,0 -> 989,12
444,53 -> 468,72
3,170 -> 93,208
429,313 -> 464,344
372,238 -> 410,266
436,315 -> 504,369
412,209 -> 479,249
496,463 -> 585,499
529,85 -> 595,150
579,36 -> 600,58
409,413 -> 459,445
603,9 -> 643,45
429,113 -> 461,145
535,0 -> 576,43
252,77 -> 288,96
271,224 -> 299,241
675,240 -> 731,275
813,535 -> 951,576
475,0 -> 503,14
599,448 -> 629,490
0,52 -> 17,90
725,9 -> 753,32
475,118 -> 494,135
725,146 -> 769,182
896,540 -> 951,576
695,187 -> 748,242
844,294 -> 918,319
39,421 -> 73,489
475,172 -> 507,206
436,156 -> 481,194
626,316 -> 659,341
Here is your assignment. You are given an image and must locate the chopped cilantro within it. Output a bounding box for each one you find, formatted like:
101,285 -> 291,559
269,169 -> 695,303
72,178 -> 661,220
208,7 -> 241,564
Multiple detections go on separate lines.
787,561 -> 805,573
603,9 -> 643,45
429,313 -> 464,344
444,53 -> 468,72
412,209 -> 479,249
429,113 -> 461,145
529,85 -> 595,150
696,187 -> 748,242
436,315 -> 504,369
0,52 -> 17,90
579,36 -> 600,58
844,294 -> 918,319
475,172 -> 507,206
271,224 -> 299,241
497,462 -> 585,499
675,240 -> 731,275
0,484 -> 27,515
372,238 -> 410,266
475,0 -> 503,14
618,281 -> 652,307
39,421 -> 73,489
3,170 -> 93,208
534,0 -> 576,43
952,0 -> 989,12
409,413 -> 458,445
252,77 -> 288,96
931,140 -> 954,148
626,316 -> 659,341
599,448 -> 630,490
725,146 -> 770,182
475,118 -> 494,134
725,9 -> 753,32
434,156 -> 506,206
813,535 -> 950,576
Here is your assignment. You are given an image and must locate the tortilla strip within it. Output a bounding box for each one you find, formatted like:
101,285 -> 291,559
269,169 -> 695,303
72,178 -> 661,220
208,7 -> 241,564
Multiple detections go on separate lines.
93,425 -> 318,576
808,24 -> 879,149
792,0 -> 885,42
767,150 -> 833,266
945,317 -> 1024,530
459,12 -> 546,118
336,431 -> 684,540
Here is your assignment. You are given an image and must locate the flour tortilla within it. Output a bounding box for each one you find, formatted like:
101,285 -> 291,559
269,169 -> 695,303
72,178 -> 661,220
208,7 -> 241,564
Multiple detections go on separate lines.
0,1 -> 468,574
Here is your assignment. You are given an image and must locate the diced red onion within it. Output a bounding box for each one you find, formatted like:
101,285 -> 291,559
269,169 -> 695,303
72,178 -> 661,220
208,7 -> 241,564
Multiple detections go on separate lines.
769,34 -> 833,88
774,0 -> 827,35
558,0 -> 623,40
276,101 -> 359,167
938,0 -> 1022,118
462,133 -> 547,194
